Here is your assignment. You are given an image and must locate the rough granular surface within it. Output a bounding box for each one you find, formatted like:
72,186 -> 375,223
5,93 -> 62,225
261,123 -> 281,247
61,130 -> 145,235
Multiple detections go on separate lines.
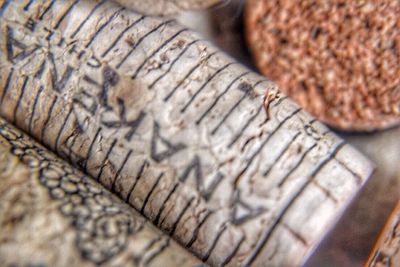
245,0 -> 400,131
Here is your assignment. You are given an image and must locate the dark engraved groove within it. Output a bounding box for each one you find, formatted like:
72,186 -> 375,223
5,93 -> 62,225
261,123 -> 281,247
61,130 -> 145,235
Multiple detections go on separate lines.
96,138 -> 117,181
28,85 -> 44,134
0,0 -> 11,17
101,15 -> 146,58
0,68 -> 14,105
23,0 -> 34,11
53,0 -> 79,30
277,143 -> 318,187
67,130 -> 79,160
131,28 -> 189,79
83,127 -> 101,172
111,149 -> 133,193
53,108 -> 73,154
334,158 -> 363,185
38,0 -> 56,20
153,182 -> 180,225
180,61 -> 234,112
144,238 -> 171,265
40,95 -> 58,143
148,38 -> 203,89
126,160 -> 149,202
227,96 -> 289,147
13,76 -> 29,125
169,197 -> 195,236
220,235 -> 245,266
164,51 -> 218,101
116,20 -> 175,69
186,211 -> 214,248
84,7 -> 124,48
211,79 -> 265,132
202,224 -> 228,262
141,172 -> 165,214
196,71 -> 251,124
242,141 -> 346,267
263,132 -> 301,177
234,108 -> 302,186
70,0 -> 106,38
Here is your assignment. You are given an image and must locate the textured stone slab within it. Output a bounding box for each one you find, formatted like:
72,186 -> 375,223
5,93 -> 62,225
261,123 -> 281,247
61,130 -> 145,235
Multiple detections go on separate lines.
0,1 -> 373,266
0,118 -> 203,267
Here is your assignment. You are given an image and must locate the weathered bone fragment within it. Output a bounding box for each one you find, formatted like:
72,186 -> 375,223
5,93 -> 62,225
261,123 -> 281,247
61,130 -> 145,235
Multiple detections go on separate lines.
0,1 -> 373,266
365,201 -> 400,267
0,118 -> 203,267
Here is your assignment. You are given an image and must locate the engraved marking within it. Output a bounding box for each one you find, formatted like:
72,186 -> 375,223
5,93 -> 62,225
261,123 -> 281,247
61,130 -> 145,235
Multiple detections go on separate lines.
28,85 -> 44,134
96,138 -> 117,181
83,127 -> 101,172
6,26 -> 37,63
151,122 -> 186,162
220,236 -> 245,266
48,52 -> 74,93
180,62 -> 235,113
153,182 -> 180,225
126,160 -> 149,202
202,224 -> 228,261
70,0 -> 106,38
101,15 -> 146,58
144,238 -> 171,265
38,0 -> 56,20
277,143 -> 318,187
85,8 -> 123,48
53,108 -> 73,154
0,68 -> 14,106
231,190 -> 266,225
282,223 -> 308,245
263,132 -> 301,177
179,155 -> 224,201
141,172 -> 165,214
54,0 -> 79,29
334,157 -> 363,185
0,0 -> 11,16
211,79 -> 264,133
148,38 -> 203,89
111,149 -> 132,193
163,51 -> 218,101
40,95 -> 58,143
186,211 -> 214,248
13,76 -> 29,125
116,20 -> 175,69
23,0 -> 34,11
228,96 -> 289,147
242,141 -> 346,266
196,71 -> 251,124
169,197 -> 195,236
312,180 -> 339,203
131,28 -> 188,79
234,108 -> 301,186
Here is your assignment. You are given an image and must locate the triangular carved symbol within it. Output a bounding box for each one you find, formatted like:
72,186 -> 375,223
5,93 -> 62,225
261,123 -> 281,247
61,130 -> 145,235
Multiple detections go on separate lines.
151,122 -> 186,162
231,191 -> 266,225
6,26 -> 37,63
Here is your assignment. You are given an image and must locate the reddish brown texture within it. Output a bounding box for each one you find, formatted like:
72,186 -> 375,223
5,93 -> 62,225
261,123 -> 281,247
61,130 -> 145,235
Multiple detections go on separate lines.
245,0 -> 400,131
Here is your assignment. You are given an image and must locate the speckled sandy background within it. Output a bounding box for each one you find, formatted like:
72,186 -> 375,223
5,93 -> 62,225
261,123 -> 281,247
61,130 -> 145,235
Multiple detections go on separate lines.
177,1 -> 400,266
